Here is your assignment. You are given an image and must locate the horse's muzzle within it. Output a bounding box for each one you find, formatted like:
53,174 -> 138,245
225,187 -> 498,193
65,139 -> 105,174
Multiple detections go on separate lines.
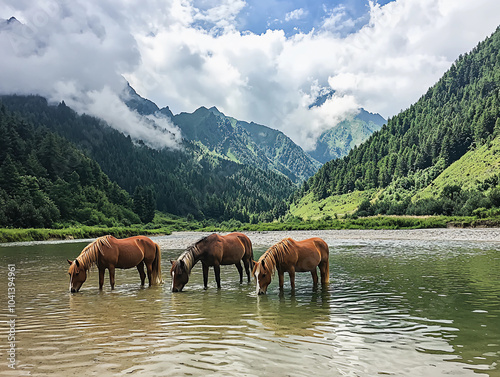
70,288 -> 77,293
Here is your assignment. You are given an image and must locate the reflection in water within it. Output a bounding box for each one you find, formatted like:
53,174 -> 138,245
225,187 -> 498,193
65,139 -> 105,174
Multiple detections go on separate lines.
0,239 -> 498,376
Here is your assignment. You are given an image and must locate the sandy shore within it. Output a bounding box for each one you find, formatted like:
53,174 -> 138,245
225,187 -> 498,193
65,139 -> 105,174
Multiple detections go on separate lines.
155,228 -> 500,250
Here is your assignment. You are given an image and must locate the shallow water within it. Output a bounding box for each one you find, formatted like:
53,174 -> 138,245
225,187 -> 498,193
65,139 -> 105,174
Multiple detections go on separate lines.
0,237 -> 499,376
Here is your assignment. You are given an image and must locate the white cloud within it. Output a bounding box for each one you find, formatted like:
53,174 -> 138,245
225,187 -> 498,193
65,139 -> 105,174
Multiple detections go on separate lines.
63,85 -> 183,150
193,0 -> 246,32
1,0 -> 500,151
285,8 -> 307,22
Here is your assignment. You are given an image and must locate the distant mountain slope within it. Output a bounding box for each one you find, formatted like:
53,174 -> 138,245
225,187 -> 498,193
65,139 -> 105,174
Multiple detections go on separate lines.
1,95 -> 295,222
123,87 -> 320,182
292,25 -> 500,218
173,106 -> 321,182
308,109 -> 386,163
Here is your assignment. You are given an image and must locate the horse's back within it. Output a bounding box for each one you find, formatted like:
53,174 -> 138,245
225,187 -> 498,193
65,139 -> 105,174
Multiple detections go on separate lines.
219,232 -> 252,264
311,237 -> 329,260
292,237 -> 328,270
111,236 -> 157,268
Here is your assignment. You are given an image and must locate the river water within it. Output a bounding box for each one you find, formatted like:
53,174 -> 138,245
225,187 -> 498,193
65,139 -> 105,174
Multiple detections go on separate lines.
0,235 -> 499,376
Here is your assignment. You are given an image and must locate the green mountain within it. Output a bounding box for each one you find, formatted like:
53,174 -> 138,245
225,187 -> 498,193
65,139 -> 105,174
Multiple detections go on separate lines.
0,95 -> 295,224
173,106 -> 321,182
0,104 -> 140,227
292,25 -> 500,218
308,109 -> 386,163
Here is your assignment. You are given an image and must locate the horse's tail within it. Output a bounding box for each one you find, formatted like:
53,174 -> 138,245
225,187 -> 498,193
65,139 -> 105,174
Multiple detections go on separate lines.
151,243 -> 163,285
317,239 -> 330,284
250,243 -> 255,270
243,235 -> 255,269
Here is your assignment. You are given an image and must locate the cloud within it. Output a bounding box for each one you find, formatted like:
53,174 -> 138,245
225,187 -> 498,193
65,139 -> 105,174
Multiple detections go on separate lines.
0,0 -> 183,149
56,84 -> 183,150
1,0 -> 500,151
285,8 -> 307,22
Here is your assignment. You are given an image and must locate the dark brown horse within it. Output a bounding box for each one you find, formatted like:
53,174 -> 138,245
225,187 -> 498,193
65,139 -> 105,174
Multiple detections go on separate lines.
252,237 -> 329,294
170,232 -> 253,292
67,235 -> 162,292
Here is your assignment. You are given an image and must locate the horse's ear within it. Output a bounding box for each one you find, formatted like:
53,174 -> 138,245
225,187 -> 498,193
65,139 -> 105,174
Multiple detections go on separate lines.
261,259 -> 265,269
179,259 -> 185,268
170,260 -> 174,265
74,259 -> 80,267
67,259 -> 73,265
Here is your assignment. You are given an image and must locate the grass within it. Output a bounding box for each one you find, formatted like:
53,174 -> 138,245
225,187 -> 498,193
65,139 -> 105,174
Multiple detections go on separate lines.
0,212 -> 205,243
414,138 -> 500,201
202,215 -> 480,232
290,190 -> 376,220
0,226 -> 174,244
1,212 -> 497,244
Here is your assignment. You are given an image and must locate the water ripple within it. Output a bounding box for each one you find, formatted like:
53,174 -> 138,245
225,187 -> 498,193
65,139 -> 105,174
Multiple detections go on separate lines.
0,241 -> 499,376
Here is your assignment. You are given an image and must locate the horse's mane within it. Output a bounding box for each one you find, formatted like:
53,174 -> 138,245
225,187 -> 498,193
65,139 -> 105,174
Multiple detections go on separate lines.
68,235 -> 112,273
172,235 -> 211,275
173,245 -> 197,275
258,238 -> 294,275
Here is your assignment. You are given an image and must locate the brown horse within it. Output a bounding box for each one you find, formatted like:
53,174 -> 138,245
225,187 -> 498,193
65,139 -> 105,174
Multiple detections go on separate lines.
252,237 -> 329,295
170,232 -> 253,292
67,235 -> 162,292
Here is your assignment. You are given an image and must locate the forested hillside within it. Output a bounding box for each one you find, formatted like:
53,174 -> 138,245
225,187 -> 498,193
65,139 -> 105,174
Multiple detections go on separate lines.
293,26 -> 500,217
0,104 -> 139,227
1,95 -> 295,224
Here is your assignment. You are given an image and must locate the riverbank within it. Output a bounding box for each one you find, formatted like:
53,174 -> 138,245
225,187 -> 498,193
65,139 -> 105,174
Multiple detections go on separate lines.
2,215 -> 500,244
156,228 -> 500,250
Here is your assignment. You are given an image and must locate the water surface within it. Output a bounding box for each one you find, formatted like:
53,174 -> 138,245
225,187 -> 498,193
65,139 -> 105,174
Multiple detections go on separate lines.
0,237 -> 499,376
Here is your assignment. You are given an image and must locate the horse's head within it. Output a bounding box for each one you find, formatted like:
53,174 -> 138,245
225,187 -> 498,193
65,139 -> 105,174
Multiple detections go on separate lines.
170,260 -> 189,292
67,259 -> 87,293
253,259 -> 272,295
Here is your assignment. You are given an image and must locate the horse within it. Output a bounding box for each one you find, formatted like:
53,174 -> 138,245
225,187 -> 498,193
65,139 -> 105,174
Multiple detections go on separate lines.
252,237 -> 329,295
170,232 -> 254,292
67,235 -> 162,292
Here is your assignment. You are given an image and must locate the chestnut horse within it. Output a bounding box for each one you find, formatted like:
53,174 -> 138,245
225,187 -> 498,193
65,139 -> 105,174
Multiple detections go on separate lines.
170,232 -> 253,292
252,237 -> 329,295
67,235 -> 162,292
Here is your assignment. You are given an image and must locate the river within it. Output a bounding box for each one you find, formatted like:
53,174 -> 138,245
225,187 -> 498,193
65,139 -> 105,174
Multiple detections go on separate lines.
0,232 -> 499,376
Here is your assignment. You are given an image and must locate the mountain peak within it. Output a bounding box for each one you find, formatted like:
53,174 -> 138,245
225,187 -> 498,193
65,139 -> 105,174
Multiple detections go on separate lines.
1,17 -> 21,30
208,106 -> 224,117
121,82 -> 160,116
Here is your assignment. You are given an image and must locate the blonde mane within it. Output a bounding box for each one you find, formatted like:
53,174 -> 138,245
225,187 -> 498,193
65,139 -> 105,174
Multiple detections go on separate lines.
68,235 -> 113,272
174,245 -> 197,275
258,238 -> 294,275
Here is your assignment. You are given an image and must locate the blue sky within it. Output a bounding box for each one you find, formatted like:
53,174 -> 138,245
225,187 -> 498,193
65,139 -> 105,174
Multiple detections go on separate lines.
1,0 -> 500,150
233,0 -> 395,36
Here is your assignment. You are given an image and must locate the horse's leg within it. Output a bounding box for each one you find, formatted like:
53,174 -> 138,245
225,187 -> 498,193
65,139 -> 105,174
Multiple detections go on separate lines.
202,262 -> 209,289
214,263 -> 221,289
98,267 -> 105,290
145,262 -> 153,287
235,262 -> 243,284
136,261 -> 146,286
109,265 -> 116,290
288,268 -> 296,291
311,268 -> 318,289
243,258 -> 251,282
278,270 -> 285,291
